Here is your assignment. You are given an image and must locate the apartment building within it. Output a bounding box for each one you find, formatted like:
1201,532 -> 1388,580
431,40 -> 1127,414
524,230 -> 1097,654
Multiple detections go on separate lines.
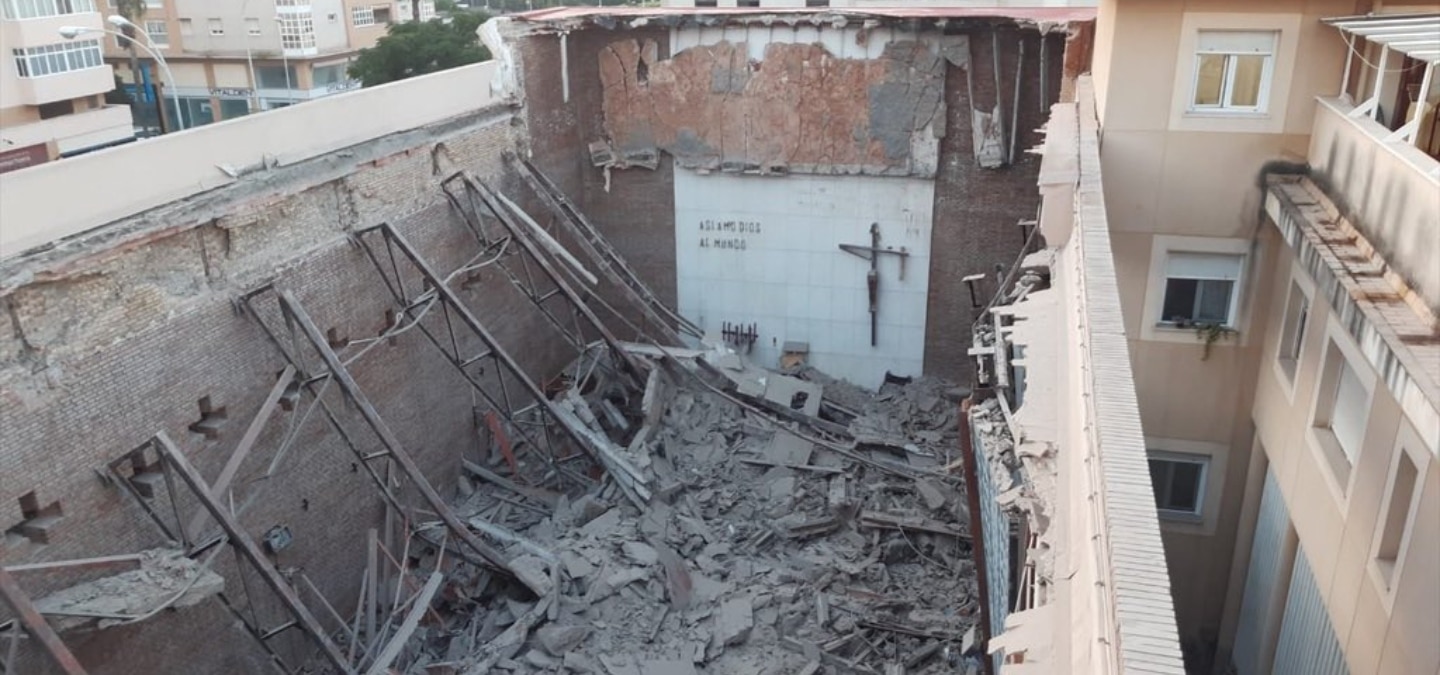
0,0 -> 134,172
1090,0 -> 1439,673
101,0 -> 436,130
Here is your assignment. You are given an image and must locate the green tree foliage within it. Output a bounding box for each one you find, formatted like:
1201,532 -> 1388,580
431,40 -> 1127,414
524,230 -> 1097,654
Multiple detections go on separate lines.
349,12 -> 492,88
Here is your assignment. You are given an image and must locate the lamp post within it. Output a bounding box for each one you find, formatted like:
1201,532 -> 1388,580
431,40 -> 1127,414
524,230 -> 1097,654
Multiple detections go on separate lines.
58,21 -> 185,133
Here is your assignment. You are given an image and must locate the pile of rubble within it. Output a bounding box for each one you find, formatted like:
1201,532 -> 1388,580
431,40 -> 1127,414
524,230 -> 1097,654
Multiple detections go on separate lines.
360,345 -> 981,675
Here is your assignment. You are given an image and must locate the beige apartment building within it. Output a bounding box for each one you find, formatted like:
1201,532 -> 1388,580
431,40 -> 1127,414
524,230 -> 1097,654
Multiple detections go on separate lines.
1090,0 -> 1439,673
0,0 -> 134,172
103,0 -> 436,130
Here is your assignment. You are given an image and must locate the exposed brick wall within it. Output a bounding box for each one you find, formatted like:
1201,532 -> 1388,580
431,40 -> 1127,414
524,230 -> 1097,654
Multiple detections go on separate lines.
925,28 -> 1072,382
519,26 -> 679,311
0,112 -> 577,674
517,22 -> 1077,383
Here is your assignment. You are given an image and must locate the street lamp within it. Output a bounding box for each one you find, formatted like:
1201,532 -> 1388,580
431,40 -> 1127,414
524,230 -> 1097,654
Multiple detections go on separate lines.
58,20 -> 185,133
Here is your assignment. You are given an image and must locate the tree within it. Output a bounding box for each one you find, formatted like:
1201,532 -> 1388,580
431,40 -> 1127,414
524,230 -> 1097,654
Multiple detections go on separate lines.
349,12 -> 491,88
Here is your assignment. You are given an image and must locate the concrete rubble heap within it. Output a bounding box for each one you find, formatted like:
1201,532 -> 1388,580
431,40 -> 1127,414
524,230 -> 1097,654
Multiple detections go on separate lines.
370,344 -> 980,674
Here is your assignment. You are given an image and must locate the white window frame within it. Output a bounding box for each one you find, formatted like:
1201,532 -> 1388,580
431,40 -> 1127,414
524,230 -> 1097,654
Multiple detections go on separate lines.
1306,319 -> 1377,507
1368,420 -> 1431,611
207,17 -> 223,36
1188,30 -> 1277,114
277,12 -> 315,53
350,6 -> 374,27
144,19 -> 168,47
1142,236 -> 1253,345
245,17 -> 260,35
417,0 -> 433,21
11,39 -> 103,78
1,0 -> 97,20
1149,450 -> 1211,520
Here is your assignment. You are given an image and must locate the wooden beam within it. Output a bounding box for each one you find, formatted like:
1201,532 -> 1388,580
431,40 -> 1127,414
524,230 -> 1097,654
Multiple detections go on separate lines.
4,554 -> 145,574
0,565 -> 88,675
186,364 -> 297,538
362,571 -> 442,675
152,432 -> 354,675
275,291 -> 532,593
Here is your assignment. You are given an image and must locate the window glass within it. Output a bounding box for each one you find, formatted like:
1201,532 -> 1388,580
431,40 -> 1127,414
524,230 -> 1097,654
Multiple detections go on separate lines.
1331,361 -> 1367,463
1194,53 -> 1225,106
1231,55 -> 1266,107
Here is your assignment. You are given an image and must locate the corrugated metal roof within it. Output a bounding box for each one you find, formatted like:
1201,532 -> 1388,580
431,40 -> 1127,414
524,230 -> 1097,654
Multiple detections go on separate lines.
512,5 -> 1095,24
1323,13 -> 1440,64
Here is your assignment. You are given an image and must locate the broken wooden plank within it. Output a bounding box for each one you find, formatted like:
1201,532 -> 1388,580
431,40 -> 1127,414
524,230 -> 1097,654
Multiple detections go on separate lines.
153,432 -> 353,675
3,554 -> 145,574
858,511 -> 968,539
778,637 -> 881,675
465,518 -> 557,566
459,596 -> 552,675
738,458 -> 844,475
782,516 -> 843,540
461,460 -> 562,508
363,571 -> 443,675
0,566 -> 87,675
186,364 -> 296,538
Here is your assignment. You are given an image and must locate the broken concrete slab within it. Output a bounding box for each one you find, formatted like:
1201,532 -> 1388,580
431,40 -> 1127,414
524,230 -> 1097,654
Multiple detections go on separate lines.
536,624 -> 591,656
714,597 -> 755,647
914,479 -> 948,511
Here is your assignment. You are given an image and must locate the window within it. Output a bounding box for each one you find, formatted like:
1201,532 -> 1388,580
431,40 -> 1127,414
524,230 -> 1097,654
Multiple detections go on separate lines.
694,0 -> 717,6
218,98 -> 250,120
737,0 -> 760,6
277,12 -> 316,52
1310,339 -> 1373,488
1276,279 -> 1310,380
246,17 -> 260,35
208,17 -> 223,35
372,5 -> 390,23
1149,452 -> 1209,518
1160,252 -> 1243,327
1373,446 -> 1419,588
255,64 -> 296,89
351,6 -> 374,26
1,0 -> 96,20
1191,30 -> 1276,112
145,19 -> 168,46
11,39 -> 103,78
178,18 -> 193,36
417,0 -> 434,21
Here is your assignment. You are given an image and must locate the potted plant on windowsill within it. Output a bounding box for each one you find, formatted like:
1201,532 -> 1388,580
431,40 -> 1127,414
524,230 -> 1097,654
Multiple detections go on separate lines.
1194,321 -> 1235,360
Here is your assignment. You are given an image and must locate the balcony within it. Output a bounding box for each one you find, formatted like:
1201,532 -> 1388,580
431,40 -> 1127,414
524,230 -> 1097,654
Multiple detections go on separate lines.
1308,97 -> 1440,313
1,104 -> 133,154
0,9 -> 101,48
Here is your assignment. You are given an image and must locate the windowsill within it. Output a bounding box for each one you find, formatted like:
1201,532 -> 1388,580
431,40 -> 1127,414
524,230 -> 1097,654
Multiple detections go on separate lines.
1272,356 -> 1300,401
1183,109 -> 1271,119
1307,426 -> 1354,509
1157,509 -> 1203,523
1367,558 -> 1399,612
1146,322 -> 1241,347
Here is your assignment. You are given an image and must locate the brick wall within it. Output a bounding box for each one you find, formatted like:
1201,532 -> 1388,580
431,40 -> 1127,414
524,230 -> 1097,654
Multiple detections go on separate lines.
519,26 -> 679,311
517,21 -> 1078,383
925,28 -> 1072,382
0,111 -> 576,674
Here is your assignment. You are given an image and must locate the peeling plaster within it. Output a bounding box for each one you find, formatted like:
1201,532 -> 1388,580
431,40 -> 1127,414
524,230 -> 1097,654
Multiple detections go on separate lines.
596,37 -> 949,177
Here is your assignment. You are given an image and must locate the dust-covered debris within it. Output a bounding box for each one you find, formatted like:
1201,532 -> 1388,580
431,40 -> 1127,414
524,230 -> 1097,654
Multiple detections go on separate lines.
31,548 -> 225,631
340,345 -> 983,674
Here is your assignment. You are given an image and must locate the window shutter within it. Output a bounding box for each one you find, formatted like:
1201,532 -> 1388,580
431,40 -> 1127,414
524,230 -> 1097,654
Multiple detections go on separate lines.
1197,30 -> 1276,54
1167,252 -> 1243,280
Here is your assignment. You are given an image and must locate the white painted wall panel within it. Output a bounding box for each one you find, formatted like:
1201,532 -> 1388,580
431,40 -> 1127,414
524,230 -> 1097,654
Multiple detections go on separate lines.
674,170 -> 932,388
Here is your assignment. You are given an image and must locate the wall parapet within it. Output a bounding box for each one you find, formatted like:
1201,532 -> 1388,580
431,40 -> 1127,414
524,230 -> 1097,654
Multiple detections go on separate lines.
1067,76 -> 1185,674
0,61 -> 509,260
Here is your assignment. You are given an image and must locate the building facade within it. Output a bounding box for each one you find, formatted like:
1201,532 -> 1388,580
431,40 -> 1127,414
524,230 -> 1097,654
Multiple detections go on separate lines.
0,0 -> 135,170
1090,0 -> 1439,673
101,0 -> 436,131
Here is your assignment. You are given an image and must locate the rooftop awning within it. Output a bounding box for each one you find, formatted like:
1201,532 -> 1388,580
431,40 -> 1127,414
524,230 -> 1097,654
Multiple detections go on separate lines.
1323,13 -> 1440,64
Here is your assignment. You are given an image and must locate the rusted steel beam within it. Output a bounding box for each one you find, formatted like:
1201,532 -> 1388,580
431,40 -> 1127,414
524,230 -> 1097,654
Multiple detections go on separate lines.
0,566 -> 87,675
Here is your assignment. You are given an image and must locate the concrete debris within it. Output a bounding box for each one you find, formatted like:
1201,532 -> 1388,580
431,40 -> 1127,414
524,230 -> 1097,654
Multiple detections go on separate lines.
32,548 -> 225,631
367,347 -> 977,674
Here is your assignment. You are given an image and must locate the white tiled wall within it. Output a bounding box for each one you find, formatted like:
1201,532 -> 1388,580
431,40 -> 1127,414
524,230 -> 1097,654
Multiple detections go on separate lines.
674,170 -> 933,389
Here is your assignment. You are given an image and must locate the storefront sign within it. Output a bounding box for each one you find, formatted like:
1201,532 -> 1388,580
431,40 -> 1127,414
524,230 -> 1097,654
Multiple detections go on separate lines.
0,143 -> 51,174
